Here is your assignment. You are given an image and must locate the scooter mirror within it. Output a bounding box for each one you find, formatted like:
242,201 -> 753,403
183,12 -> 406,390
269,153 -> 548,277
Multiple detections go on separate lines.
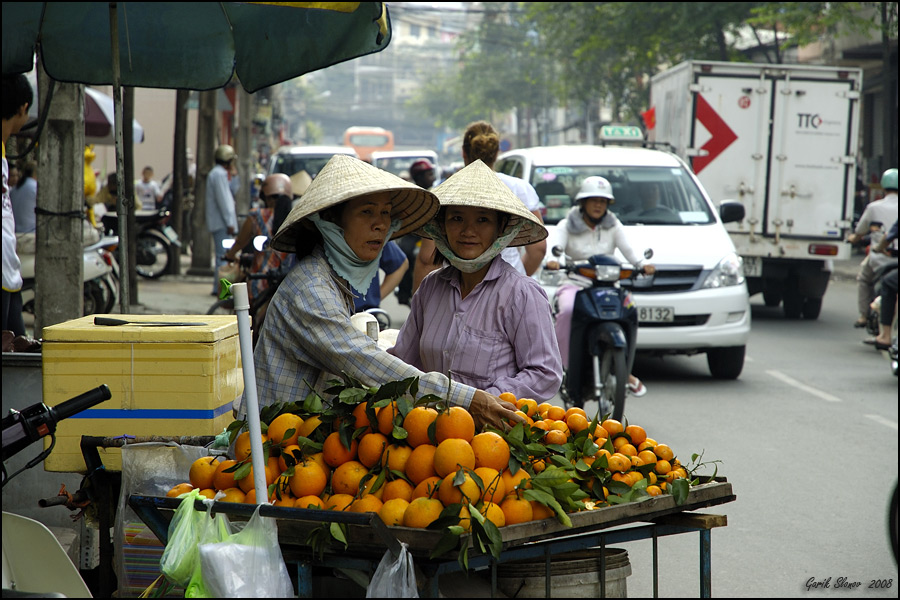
552,245 -> 564,258
644,248 -> 654,260
221,239 -> 235,250
252,235 -> 268,252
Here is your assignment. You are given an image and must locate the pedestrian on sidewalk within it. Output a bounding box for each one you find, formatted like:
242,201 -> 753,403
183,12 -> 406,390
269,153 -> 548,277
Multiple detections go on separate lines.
206,144 -> 238,296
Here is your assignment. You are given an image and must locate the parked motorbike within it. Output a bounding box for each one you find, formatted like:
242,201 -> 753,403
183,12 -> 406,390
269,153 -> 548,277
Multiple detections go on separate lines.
545,247 -> 653,421
102,206 -> 180,279
18,230 -> 118,317
2,384 -> 111,597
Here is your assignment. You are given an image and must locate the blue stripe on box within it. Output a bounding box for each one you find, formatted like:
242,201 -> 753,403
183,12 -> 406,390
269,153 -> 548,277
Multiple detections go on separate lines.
69,402 -> 233,419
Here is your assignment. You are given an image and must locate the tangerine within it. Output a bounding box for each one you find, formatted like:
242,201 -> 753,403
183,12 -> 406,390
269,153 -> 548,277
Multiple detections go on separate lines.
438,471 -> 481,506
278,444 -> 303,472
322,431 -> 359,467
331,460 -> 369,496
234,431 -> 268,463
349,495 -> 384,514
544,430 -> 567,445
500,496 -> 533,525
376,401 -> 401,437
219,487 -> 246,503
351,402 -> 379,434
267,413 -> 303,447
434,406 -> 475,443
433,438 -> 476,478
601,419 -> 624,436
474,467 -> 505,504
566,413 -> 590,434
501,468 -> 531,498
357,432 -> 389,468
404,444 -> 437,485
189,456 -> 220,490
402,406 -> 438,447
624,424 -> 647,446
379,498 -> 410,526
498,392 -> 517,405
471,432 -> 510,471
402,497 -> 444,528
381,443 -> 413,474
288,459 -> 328,498
325,493 -> 354,511
297,415 -> 324,439
412,476 -> 442,500
381,479 -> 414,503
482,502 -> 506,528
166,482 -> 193,497
653,444 -> 675,461
295,495 -> 325,509
212,459 -> 240,491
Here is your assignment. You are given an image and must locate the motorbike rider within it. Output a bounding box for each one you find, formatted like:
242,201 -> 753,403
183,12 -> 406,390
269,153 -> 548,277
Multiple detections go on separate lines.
869,218 -> 898,350
389,159 -> 562,403
545,176 -> 656,397
848,168 -> 898,328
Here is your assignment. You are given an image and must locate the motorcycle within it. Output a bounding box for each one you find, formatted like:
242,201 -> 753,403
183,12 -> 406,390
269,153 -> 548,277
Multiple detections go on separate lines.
544,247 -> 653,421
18,230 -> 118,317
102,206 -> 180,279
2,384 -> 112,597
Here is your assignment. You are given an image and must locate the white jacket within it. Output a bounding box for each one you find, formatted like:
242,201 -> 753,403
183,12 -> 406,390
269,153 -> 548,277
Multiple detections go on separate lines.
554,206 -> 644,267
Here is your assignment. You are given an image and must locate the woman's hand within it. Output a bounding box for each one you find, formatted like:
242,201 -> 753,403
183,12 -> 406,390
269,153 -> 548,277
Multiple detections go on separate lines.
545,260 -> 560,271
468,389 -> 524,431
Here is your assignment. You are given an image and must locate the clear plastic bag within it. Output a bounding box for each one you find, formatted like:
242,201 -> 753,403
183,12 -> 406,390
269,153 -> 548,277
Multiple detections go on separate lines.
199,505 -> 293,598
366,543 -> 418,598
185,499 -> 233,598
160,489 -> 206,587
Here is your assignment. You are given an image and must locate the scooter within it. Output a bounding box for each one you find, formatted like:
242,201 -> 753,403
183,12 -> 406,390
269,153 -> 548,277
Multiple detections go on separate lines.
545,247 -> 653,421
102,206 -> 180,279
2,384 -> 112,597
18,231 -> 117,317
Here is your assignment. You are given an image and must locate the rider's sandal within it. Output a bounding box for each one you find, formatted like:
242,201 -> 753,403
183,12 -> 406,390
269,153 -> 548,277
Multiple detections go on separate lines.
627,379 -> 647,397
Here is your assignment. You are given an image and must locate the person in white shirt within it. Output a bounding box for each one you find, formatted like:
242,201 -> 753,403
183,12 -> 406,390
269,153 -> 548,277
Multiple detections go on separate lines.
134,166 -> 162,209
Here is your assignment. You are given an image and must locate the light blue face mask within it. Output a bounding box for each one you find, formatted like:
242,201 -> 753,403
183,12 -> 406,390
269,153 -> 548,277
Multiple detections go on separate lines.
423,218 -> 523,274
308,213 -> 401,295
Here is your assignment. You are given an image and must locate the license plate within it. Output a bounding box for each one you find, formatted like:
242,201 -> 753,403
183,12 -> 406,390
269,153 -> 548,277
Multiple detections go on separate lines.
638,306 -> 674,323
161,225 -> 179,243
742,256 -> 761,277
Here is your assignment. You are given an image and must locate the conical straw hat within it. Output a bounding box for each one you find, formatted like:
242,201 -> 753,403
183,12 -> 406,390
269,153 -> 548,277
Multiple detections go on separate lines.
422,160 -> 547,247
271,154 -> 439,253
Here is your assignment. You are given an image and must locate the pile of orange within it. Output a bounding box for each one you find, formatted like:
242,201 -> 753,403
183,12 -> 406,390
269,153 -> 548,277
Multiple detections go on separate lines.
166,394 -> 689,530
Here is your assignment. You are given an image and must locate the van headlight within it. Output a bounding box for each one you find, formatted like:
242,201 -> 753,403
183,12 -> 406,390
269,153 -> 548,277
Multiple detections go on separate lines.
701,253 -> 745,288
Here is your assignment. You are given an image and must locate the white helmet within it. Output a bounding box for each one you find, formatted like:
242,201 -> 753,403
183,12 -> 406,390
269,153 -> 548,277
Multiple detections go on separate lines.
575,176 -> 615,204
214,144 -> 236,163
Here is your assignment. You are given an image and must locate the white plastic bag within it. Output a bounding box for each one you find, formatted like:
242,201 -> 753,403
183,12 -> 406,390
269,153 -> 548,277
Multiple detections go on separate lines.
199,505 -> 293,598
366,543 -> 418,598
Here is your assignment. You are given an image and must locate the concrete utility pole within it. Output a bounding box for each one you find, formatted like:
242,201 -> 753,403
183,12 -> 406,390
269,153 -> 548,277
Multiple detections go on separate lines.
35,64 -> 84,336
189,90 -> 217,278
236,87 -> 253,217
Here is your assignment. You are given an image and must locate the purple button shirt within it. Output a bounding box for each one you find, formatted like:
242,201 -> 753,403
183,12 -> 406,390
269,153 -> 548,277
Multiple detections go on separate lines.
389,257 -> 563,402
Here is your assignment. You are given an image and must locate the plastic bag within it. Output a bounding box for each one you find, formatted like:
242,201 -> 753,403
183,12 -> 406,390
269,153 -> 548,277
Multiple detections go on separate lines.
199,505 -> 293,598
185,498 -> 233,598
160,489 -> 206,587
366,543 -> 418,598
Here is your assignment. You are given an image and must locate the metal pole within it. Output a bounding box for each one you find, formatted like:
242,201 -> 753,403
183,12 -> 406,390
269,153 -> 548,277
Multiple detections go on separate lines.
110,2 -> 130,313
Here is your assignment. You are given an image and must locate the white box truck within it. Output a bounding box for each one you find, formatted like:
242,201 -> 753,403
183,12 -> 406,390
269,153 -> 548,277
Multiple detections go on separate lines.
649,60 -> 862,319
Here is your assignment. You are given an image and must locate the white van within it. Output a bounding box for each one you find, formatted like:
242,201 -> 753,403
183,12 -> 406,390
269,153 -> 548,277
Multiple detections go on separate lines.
495,133 -> 751,379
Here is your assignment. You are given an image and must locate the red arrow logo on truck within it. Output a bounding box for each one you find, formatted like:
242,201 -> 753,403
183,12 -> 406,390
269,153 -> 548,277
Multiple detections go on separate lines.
692,94 -> 737,174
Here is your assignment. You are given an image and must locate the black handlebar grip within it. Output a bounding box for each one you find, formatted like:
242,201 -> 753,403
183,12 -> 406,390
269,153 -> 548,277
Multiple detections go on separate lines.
52,384 -> 112,422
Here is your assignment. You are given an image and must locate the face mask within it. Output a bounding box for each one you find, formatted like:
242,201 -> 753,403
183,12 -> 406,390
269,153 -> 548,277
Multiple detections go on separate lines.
423,218 -> 523,274
308,213 -> 401,295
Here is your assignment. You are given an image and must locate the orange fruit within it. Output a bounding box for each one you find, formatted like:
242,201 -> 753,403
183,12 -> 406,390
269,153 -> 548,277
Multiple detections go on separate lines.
437,471 -> 480,506
433,438 -> 476,478
402,406 -> 438,447
219,487 -> 246,503
566,413 -> 590,434
234,431 -> 268,463
404,444 -> 437,485
273,493 -> 297,507
544,430 -> 567,446
516,398 -> 538,418
189,456 -> 221,490
638,439 -> 657,452
618,443 -> 638,457
381,479 -> 414,503
546,405 -> 566,421
501,468 -> 531,498
537,402 -> 553,418
325,493 -> 354,511
646,485 -> 663,497
531,501 -> 554,521
607,453 -> 631,473
402,497 -> 444,528
381,443 -> 413,474
349,495 -> 384,514
532,420 -> 551,432
357,432 -> 389,468
655,459 -> 672,475
471,432 -> 510,471
654,444 -> 675,461
601,419 -> 624,436
322,431 -> 359,467
500,495 -> 533,525
638,450 -> 657,465
196,488 -> 216,500
498,392 -> 517,405
295,495 -> 325,509
277,444 -> 303,472
288,459 -> 328,498
243,488 -> 272,504
379,498 -> 410,526
457,505 -> 473,532
166,482 -> 194,497
482,502 -> 506,528
267,413 -> 303,447
434,406 -> 475,443
624,424 -> 647,446
351,402 -> 379,434
412,476 -> 442,500
237,458 -> 279,493
331,460 -> 369,496
308,452 -> 331,478
297,415 -> 323,439
212,459 -> 240,491
376,401 -> 401,437
474,467 -> 505,504
565,406 -> 587,420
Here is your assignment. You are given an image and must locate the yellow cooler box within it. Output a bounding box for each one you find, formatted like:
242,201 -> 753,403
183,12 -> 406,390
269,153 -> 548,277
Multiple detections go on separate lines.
41,315 -> 242,472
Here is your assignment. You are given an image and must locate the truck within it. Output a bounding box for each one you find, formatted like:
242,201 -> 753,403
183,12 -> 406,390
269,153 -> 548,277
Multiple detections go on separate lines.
649,60 -> 862,319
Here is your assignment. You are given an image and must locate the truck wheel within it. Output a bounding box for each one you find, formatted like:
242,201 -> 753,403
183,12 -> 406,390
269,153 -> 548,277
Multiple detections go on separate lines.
802,297 -> 823,320
707,346 -> 745,379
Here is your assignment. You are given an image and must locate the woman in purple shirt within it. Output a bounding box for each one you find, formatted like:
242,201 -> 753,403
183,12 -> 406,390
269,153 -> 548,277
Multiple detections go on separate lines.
389,160 -> 563,402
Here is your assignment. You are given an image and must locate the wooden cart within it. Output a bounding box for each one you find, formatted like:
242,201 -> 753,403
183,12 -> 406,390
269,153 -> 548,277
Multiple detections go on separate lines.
130,480 -> 735,598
